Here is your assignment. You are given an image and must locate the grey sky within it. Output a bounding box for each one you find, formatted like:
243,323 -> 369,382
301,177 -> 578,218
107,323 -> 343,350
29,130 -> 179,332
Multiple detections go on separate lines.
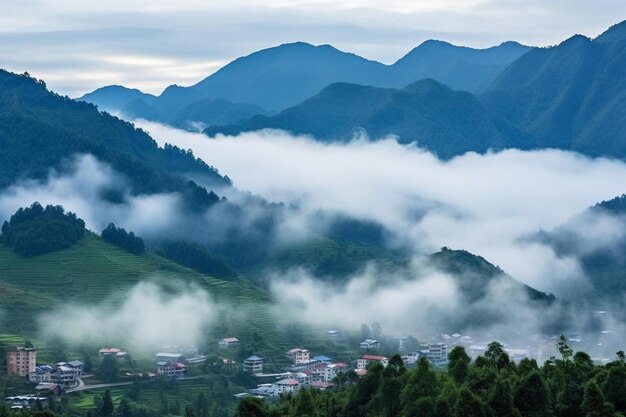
1,0 -> 624,97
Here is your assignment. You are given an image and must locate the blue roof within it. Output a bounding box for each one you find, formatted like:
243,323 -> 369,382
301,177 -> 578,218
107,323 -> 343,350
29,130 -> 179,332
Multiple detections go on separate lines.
246,355 -> 263,361
313,355 -> 331,361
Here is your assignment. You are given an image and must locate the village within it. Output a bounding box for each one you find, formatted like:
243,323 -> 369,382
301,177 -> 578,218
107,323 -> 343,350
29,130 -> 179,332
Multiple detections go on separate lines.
4,326 -> 584,409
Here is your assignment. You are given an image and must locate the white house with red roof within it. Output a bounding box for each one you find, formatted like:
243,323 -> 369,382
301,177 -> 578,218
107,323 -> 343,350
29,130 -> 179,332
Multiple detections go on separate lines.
356,354 -> 389,371
218,337 -> 240,349
274,378 -> 300,395
98,347 -> 127,358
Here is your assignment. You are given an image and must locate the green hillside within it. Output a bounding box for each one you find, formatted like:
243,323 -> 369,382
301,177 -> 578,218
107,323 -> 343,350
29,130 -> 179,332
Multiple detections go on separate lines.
0,233 -> 361,364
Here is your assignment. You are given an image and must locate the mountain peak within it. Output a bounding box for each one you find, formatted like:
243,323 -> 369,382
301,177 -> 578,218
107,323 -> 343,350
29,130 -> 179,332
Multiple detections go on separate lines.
595,19 -> 626,43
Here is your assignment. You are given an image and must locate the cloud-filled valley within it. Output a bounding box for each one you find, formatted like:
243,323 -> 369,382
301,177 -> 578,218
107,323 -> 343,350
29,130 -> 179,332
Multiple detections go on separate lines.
139,122 -> 626,297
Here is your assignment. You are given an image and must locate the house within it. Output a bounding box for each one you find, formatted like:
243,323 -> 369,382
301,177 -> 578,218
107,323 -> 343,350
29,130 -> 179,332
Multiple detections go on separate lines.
359,339 -> 380,351
356,355 -> 388,371
218,338 -> 240,349
250,384 -> 275,397
35,383 -> 60,396
30,362 -> 82,387
286,348 -> 310,365
155,353 -> 186,363
274,379 -> 300,395
327,330 -> 339,338
29,365 -> 54,383
311,381 -> 334,390
156,361 -> 187,378
289,372 -> 311,386
5,395 -> 48,409
54,365 -> 79,386
7,346 -> 36,377
426,343 -> 448,365
312,355 -> 332,364
243,356 -> 264,375
98,348 -> 127,358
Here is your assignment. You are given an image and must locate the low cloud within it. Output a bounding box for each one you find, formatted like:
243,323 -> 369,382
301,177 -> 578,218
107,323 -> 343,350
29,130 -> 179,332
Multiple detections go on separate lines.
139,122 -> 626,297
38,281 -> 220,354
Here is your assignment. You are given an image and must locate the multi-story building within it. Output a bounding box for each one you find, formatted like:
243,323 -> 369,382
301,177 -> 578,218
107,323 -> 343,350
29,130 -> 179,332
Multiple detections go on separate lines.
7,347 -> 36,377
427,343 -> 448,365
286,348 -> 310,365
243,356 -> 264,374
156,361 -> 187,378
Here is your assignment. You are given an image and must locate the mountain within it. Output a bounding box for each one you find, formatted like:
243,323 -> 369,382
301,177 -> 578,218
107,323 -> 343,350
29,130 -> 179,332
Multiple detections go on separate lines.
534,194 -> 626,304
168,98 -> 269,131
428,247 -> 554,304
78,41 -> 529,129
77,85 -> 157,113
392,40 -> 530,92
205,79 -> 532,159
482,20 -> 626,159
0,70 -> 228,205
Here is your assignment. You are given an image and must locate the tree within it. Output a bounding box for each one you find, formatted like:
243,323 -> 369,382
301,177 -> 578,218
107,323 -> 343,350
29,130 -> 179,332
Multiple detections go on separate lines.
101,223 -> 145,254
117,397 -> 132,417
485,341 -> 511,369
514,371 -> 551,417
488,377 -> 514,417
129,377 -> 140,401
98,355 -> 120,382
448,346 -> 471,384
454,387 -> 485,417
101,390 -> 114,417
557,334 -> 573,362
234,398 -> 267,417
580,380 -> 613,417
602,365 -> 626,412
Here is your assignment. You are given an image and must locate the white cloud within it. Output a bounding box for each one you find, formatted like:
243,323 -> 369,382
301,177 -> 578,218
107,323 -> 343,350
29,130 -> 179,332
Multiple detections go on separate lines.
139,121 -> 626,296
39,281 -> 219,354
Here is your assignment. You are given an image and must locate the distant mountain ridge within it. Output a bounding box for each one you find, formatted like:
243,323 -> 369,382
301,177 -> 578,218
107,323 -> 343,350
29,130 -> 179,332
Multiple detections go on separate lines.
77,40 -> 531,129
208,20 -> 626,160
205,78 -> 533,159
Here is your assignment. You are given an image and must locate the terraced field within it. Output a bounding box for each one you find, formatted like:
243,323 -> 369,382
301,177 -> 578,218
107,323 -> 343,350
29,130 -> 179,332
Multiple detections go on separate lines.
0,234 -> 360,365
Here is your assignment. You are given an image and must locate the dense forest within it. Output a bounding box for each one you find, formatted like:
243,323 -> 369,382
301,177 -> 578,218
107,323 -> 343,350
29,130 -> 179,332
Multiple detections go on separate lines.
235,337 -> 626,417
0,202 -> 85,256
101,223 -> 145,255
155,240 -> 237,280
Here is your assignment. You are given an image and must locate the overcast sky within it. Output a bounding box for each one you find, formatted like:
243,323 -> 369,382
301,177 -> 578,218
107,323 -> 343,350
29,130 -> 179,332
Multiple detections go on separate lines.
2,0 -> 625,97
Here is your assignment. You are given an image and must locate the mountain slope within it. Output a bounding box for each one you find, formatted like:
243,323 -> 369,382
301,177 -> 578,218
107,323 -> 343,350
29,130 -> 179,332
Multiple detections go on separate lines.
392,40 -> 530,92
77,85 -> 157,114
78,40 -> 529,129
482,20 -> 626,159
0,70 -> 228,203
206,79 -> 532,159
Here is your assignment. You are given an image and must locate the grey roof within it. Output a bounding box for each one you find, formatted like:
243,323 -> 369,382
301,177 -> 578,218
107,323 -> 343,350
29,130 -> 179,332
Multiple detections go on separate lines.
245,355 -> 263,361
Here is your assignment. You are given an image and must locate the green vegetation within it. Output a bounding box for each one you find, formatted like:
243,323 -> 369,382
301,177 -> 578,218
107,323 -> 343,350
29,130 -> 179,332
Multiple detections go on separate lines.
0,203 -> 85,257
0,70 -> 228,205
156,241 -> 236,280
241,338 -> 626,417
101,224 -> 145,255
205,79 -> 532,159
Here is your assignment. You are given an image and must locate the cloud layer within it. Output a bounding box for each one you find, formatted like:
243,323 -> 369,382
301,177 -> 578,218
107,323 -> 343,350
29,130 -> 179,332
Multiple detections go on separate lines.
38,281 -> 219,354
139,122 -> 626,296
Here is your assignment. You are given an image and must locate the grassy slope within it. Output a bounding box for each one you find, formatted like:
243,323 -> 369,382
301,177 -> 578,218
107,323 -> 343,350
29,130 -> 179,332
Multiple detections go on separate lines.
0,234 -> 359,365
